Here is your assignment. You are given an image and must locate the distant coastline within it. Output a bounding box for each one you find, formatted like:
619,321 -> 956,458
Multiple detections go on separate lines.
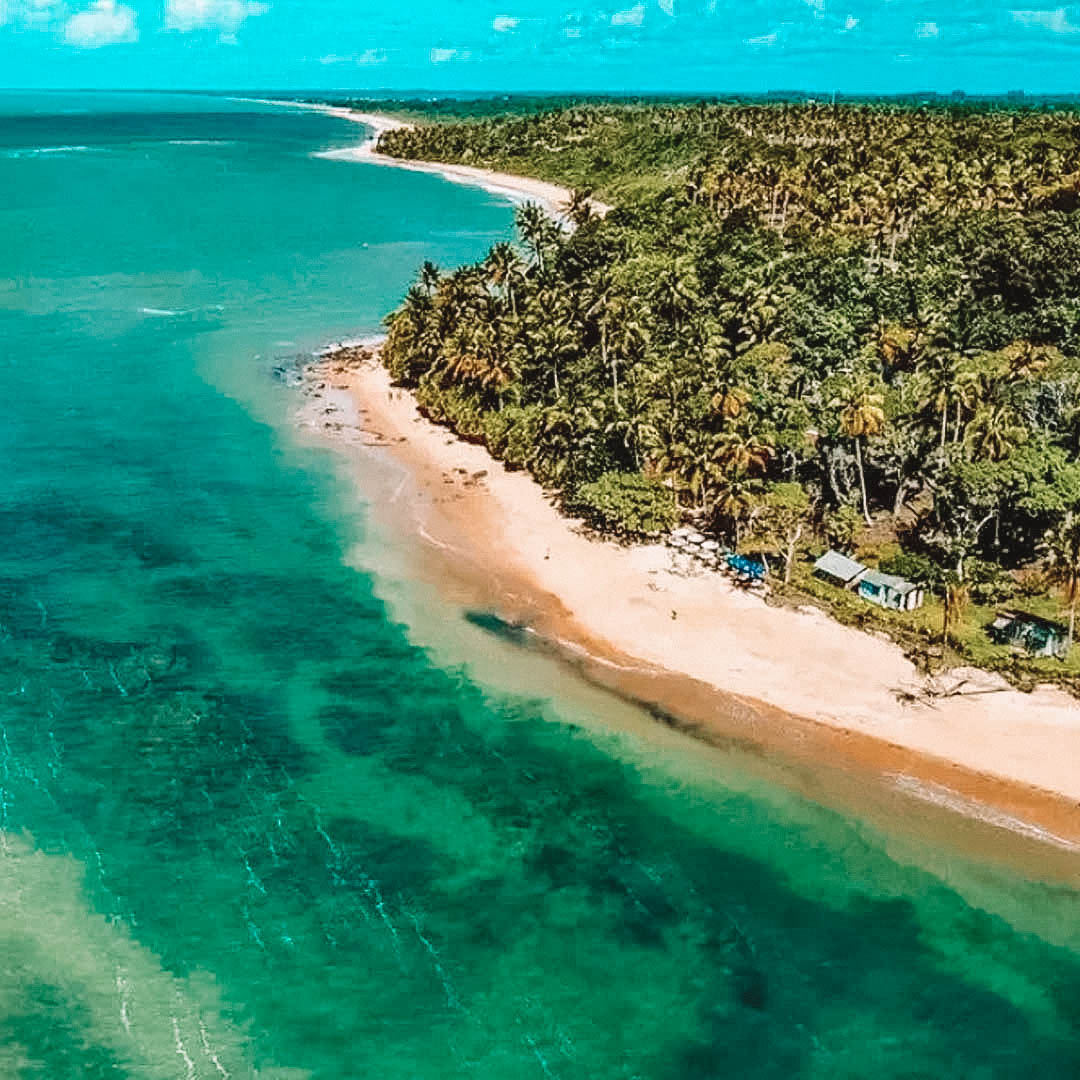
244,97 -> 611,222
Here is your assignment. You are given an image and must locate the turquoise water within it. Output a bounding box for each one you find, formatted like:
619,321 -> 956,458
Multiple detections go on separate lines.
2,92 -> 1080,1079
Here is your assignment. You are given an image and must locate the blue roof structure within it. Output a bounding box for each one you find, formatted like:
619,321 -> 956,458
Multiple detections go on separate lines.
813,550 -> 866,584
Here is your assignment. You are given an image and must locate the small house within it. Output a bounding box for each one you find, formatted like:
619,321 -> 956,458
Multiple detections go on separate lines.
989,610 -> 1070,658
813,550 -> 867,590
857,569 -> 925,612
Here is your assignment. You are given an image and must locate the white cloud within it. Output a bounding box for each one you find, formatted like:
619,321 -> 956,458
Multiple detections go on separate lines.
430,46 -> 469,62
165,0 -> 267,34
802,0 -> 824,16
1011,7 -> 1080,32
915,20 -> 939,37
843,14 -> 858,30
63,0 -> 136,46
658,0 -> 673,15
611,3 -> 644,26
10,0 -> 66,27
320,49 -> 386,65
564,25 -> 581,36
492,14 -> 518,31
746,29 -> 778,44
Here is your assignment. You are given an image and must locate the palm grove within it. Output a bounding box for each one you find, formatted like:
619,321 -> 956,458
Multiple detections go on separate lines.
362,102 -> 1080,662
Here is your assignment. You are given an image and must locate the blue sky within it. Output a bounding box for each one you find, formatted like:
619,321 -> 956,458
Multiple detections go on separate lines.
2,1 -> 1080,93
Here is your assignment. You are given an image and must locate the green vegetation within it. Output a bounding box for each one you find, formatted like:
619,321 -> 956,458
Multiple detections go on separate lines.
567,471 -> 679,538
373,101 -> 1080,685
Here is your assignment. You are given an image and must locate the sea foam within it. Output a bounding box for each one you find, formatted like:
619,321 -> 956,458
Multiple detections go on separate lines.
4,145 -> 93,159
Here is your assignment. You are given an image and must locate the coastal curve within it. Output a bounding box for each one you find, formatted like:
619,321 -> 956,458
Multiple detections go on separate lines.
244,98 -> 612,222
303,344 -> 1080,856
262,96 -> 1080,854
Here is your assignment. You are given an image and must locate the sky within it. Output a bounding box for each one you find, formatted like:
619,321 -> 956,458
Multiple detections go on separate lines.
2,1 -> 1080,94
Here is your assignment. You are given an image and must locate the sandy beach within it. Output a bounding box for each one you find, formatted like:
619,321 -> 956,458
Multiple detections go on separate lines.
247,98 -> 612,221
301,344 -> 1080,854
267,96 -> 1080,854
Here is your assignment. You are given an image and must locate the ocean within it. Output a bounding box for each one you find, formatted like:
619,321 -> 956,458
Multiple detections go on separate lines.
2,90 -> 1080,1079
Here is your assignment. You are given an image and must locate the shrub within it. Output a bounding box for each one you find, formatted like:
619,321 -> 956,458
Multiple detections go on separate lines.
567,471 -> 678,538
879,551 -> 942,587
415,381 -> 486,440
823,504 -> 862,551
966,558 -> 1017,605
500,406 -> 544,472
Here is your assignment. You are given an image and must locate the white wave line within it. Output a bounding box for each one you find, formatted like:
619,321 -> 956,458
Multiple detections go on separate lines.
370,881 -> 401,955
242,906 -> 266,950
116,969 -> 132,1035
243,856 -> 267,895
889,773 -> 1080,851
199,1020 -> 231,1078
417,524 -> 466,554
172,1016 -> 197,1080
406,909 -> 461,1011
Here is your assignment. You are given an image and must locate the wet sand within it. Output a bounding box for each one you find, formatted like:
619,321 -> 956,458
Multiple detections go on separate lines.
295,345 -> 1080,870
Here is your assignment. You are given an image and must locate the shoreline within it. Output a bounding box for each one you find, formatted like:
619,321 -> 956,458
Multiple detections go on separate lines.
245,97 -> 612,222
264,99 -> 1080,857
304,344 -> 1080,858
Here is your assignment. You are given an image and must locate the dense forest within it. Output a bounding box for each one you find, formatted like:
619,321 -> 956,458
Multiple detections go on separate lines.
348,101 -> 1080,675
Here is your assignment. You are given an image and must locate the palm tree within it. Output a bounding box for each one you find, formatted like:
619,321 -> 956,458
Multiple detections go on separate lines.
652,262 -> 699,335
562,188 -> 596,229
713,476 -> 758,549
711,428 -> 773,477
916,347 -> 960,450
942,580 -> 969,650
419,260 -> 441,296
834,379 -> 887,525
1044,513 -> 1080,652
964,404 -> 1027,462
527,296 -> 578,399
483,242 -> 521,316
1001,340 -> 1063,380
516,202 -> 555,274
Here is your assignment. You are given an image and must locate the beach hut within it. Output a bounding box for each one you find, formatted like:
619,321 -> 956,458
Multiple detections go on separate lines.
856,569 -> 925,612
813,550 -> 867,590
989,610 -> 1070,658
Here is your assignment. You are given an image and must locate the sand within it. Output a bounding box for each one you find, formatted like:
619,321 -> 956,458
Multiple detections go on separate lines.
263,96 -> 1080,852
303,346 -> 1080,853
245,98 -> 612,222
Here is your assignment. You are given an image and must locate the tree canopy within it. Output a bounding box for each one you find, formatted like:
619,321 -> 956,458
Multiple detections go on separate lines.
371,100 -> 1080,662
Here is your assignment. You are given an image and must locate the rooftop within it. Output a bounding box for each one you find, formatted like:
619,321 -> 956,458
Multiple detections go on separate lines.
860,569 -> 920,595
814,550 -> 866,583
993,610 -> 1069,635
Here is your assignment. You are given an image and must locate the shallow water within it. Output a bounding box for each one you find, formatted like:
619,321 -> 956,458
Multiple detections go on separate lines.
3,91 -> 1080,1078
